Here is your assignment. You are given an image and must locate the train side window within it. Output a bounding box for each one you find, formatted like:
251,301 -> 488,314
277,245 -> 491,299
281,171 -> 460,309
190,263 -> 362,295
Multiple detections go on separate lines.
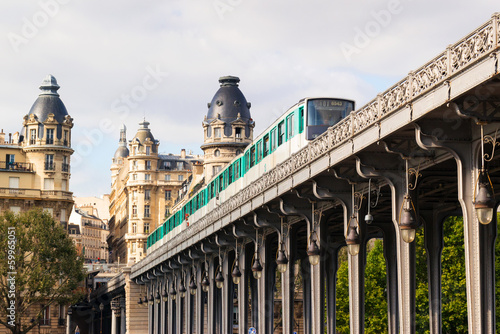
245,151 -> 250,171
270,128 -> 277,151
287,113 -> 295,139
228,165 -> 233,185
235,160 -> 240,179
263,134 -> 270,157
299,107 -> 304,133
250,146 -> 256,167
256,140 -> 262,163
278,121 -> 285,146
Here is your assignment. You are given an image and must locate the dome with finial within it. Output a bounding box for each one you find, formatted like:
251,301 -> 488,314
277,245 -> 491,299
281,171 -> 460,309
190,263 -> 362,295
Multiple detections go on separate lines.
205,76 -> 252,137
113,124 -> 129,159
131,119 -> 156,144
27,75 -> 68,124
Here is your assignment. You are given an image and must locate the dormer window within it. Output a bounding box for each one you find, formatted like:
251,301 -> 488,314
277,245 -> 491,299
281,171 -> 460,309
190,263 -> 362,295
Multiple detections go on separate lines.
63,130 -> 69,146
146,146 -> 150,155
46,129 -> 54,145
214,128 -> 221,138
235,127 -> 242,138
30,129 -> 36,145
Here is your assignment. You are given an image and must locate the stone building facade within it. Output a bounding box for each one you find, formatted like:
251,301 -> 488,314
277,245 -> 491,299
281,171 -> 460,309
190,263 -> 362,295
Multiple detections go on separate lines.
108,121 -> 202,265
0,75 -> 74,334
0,74 -> 74,227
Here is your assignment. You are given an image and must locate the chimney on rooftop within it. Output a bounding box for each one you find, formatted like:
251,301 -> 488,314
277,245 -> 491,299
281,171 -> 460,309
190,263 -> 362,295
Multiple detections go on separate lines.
181,149 -> 186,159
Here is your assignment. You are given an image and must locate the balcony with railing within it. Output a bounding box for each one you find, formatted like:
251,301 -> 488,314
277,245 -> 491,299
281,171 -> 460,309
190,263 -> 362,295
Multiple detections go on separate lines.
39,319 -> 51,326
0,161 -> 34,172
0,188 -> 73,200
44,162 -> 56,171
62,163 -> 70,173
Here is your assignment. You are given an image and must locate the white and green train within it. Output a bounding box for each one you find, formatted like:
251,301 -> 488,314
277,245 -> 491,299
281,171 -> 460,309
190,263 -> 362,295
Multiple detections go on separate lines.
147,97 -> 355,253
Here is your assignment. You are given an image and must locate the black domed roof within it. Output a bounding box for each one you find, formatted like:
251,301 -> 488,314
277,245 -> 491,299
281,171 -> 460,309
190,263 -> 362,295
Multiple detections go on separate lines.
206,76 -> 251,123
27,75 -> 69,123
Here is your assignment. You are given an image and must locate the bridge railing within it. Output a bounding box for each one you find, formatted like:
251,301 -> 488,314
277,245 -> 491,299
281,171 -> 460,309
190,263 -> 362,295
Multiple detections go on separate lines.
138,13 -> 500,271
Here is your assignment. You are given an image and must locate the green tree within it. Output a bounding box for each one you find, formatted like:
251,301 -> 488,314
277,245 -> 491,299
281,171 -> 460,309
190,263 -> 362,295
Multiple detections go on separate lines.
336,241 -> 388,333
364,240 -> 388,333
336,251 -> 350,334
0,209 -> 85,334
337,217 -> 468,333
415,216 -> 468,333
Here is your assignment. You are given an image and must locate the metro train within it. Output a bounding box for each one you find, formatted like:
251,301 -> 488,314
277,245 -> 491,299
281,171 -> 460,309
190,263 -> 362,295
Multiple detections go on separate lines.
147,97 -> 355,253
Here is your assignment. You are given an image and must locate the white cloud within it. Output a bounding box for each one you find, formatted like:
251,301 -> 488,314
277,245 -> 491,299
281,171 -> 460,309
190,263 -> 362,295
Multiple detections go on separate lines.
0,0 -> 498,196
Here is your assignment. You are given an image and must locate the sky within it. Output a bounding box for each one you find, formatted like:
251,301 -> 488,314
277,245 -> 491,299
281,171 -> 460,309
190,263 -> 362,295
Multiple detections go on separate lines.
0,1 -> 498,197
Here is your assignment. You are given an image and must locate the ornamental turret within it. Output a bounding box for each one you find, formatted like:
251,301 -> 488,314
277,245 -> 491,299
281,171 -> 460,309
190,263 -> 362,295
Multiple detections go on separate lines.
201,76 -> 254,180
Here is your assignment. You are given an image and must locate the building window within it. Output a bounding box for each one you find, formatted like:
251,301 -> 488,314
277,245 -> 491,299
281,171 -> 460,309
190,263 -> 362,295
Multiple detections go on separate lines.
45,154 -> 55,170
145,174 -> 151,181
132,223 -> 137,233
144,205 -> 150,218
9,206 -> 21,214
178,175 -> 183,181
30,129 -> 36,145
43,178 -> 54,190
214,149 -> 220,157
236,149 -> 242,156
132,205 -> 137,217
163,161 -> 171,169
46,129 -> 54,145
165,207 -> 170,217
131,242 -> 136,253
165,174 -> 171,181
146,146 -> 151,155
132,161 -> 138,170
60,209 -> 66,222
214,127 -> 221,138
144,189 -> 151,201
132,174 -> 137,181
144,223 -> 150,234
145,161 -> 151,170
165,190 -> 171,200
133,190 -> 137,200
62,156 -> 69,172
63,130 -> 69,146
177,162 -> 183,170
235,127 -> 242,138
62,179 -> 67,191
41,305 -> 50,326
6,154 -> 15,169
213,166 -> 221,175
9,177 -> 19,189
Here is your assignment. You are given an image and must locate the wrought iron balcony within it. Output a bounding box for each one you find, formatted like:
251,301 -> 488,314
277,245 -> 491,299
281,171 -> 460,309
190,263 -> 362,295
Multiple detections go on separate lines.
44,162 -> 56,171
0,161 -> 34,172
39,319 -> 51,326
62,163 -> 70,172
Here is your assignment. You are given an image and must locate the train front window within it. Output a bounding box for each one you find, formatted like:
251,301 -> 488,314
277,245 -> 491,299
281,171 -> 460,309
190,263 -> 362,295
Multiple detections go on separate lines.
307,99 -> 354,126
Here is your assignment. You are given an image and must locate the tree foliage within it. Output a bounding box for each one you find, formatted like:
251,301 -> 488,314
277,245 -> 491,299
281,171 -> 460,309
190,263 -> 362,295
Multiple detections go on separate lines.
337,216 -> 469,333
0,209 -> 85,334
